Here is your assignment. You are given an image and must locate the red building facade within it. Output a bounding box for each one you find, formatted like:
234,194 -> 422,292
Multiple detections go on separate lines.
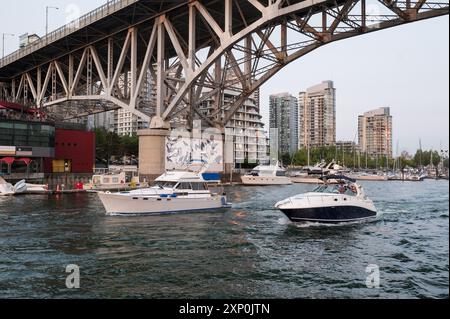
44,129 -> 95,173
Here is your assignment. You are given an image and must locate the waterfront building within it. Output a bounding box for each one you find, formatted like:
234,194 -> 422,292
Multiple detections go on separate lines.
336,141 -> 357,154
114,109 -> 149,136
269,92 -> 299,155
19,33 -> 40,48
0,101 -> 54,178
76,109 -> 147,136
198,88 -> 270,167
45,122 -> 95,174
0,101 -> 95,178
113,70 -> 151,136
298,81 -> 336,149
358,107 -> 393,158
226,88 -> 269,166
87,111 -> 115,132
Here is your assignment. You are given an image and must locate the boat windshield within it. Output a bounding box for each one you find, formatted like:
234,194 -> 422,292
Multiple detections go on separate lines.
276,170 -> 286,177
313,183 -> 358,196
155,181 -> 178,189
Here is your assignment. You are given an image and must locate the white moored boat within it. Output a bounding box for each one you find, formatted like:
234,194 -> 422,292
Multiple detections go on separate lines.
84,171 -> 147,191
98,170 -> 231,216
241,162 -> 292,185
0,177 -> 28,196
275,175 -> 378,224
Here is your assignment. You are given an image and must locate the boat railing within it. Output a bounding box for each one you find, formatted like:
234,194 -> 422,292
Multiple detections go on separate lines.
0,0 -> 138,68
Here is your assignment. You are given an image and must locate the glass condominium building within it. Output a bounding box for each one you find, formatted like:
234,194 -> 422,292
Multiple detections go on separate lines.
299,81 -> 336,149
269,92 -> 299,155
358,107 -> 393,158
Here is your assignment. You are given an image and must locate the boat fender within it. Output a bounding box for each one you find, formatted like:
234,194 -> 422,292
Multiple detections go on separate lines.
160,194 -> 169,198
170,194 -> 177,198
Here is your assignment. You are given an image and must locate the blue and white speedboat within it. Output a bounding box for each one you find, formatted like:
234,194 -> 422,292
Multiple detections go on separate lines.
275,175 -> 378,224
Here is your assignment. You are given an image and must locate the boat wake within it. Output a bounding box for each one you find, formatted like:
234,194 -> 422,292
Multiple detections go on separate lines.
291,217 -> 380,228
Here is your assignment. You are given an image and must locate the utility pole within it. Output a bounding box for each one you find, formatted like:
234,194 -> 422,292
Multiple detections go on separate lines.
46,6 -> 59,37
2,33 -> 14,58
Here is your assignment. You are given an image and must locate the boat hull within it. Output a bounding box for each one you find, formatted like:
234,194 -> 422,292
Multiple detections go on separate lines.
354,175 -> 388,181
290,177 -> 323,184
279,205 -> 377,223
241,176 -> 292,185
98,192 -> 229,215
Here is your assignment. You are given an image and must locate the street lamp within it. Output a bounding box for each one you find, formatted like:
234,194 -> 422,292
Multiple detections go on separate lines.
2,33 -> 15,59
46,6 -> 59,37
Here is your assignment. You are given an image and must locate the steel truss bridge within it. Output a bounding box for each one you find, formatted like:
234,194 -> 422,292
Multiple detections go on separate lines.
0,0 -> 448,128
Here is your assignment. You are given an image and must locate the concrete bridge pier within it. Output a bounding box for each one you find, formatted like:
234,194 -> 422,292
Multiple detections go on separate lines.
137,117 -> 170,182
137,117 -> 235,183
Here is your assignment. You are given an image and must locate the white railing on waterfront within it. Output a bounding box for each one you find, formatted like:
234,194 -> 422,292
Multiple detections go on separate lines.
0,0 -> 138,68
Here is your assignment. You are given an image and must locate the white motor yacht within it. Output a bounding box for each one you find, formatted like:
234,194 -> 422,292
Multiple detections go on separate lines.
0,177 -> 27,196
0,177 -> 14,196
241,162 -> 292,185
98,170 -> 231,216
275,175 -> 378,223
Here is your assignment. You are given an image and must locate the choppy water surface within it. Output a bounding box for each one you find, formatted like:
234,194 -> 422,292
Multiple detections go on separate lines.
0,180 -> 448,298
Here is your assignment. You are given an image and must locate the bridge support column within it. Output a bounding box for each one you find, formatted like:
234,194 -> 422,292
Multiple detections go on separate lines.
223,130 -> 236,183
138,118 -> 170,182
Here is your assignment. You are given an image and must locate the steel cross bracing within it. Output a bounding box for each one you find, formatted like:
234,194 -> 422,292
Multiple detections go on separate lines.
0,0 -> 448,127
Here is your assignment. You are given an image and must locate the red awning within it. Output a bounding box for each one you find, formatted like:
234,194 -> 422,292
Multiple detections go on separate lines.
0,101 -> 46,116
0,101 -> 25,111
0,157 -> 15,165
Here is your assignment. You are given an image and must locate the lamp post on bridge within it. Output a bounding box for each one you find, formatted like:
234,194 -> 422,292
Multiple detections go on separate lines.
46,6 -> 59,37
2,33 -> 15,59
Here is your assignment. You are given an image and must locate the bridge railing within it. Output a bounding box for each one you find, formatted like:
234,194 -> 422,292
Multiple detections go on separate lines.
0,0 -> 138,69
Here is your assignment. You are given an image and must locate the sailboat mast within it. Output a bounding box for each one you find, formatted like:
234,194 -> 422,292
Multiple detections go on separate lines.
358,151 -> 361,170
307,143 -> 310,167
365,152 -> 368,170
419,138 -> 423,168
430,150 -> 433,167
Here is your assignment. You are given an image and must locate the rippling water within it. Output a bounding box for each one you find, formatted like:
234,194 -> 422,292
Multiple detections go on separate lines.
0,180 -> 448,299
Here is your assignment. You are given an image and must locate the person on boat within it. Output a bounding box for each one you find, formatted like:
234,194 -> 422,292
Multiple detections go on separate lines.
338,183 -> 346,194
345,184 -> 358,196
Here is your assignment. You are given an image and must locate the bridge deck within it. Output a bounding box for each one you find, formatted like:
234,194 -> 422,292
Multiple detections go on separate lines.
0,0 -> 191,79
0,0 -> 338,81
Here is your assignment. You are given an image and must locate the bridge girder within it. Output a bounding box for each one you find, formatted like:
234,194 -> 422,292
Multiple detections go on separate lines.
0,0 -> 448,126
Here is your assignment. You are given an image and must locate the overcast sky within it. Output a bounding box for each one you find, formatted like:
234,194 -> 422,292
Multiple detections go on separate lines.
1,1 -> 448,155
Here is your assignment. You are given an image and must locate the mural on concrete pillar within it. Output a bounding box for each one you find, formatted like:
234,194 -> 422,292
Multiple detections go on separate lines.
165,130 -> 223,172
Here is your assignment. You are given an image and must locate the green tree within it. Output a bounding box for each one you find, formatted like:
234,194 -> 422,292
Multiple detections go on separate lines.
280,153 -> 292,166
94,128 -> 120,163
120,134 -> 139,156
94,129 -> 140,163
